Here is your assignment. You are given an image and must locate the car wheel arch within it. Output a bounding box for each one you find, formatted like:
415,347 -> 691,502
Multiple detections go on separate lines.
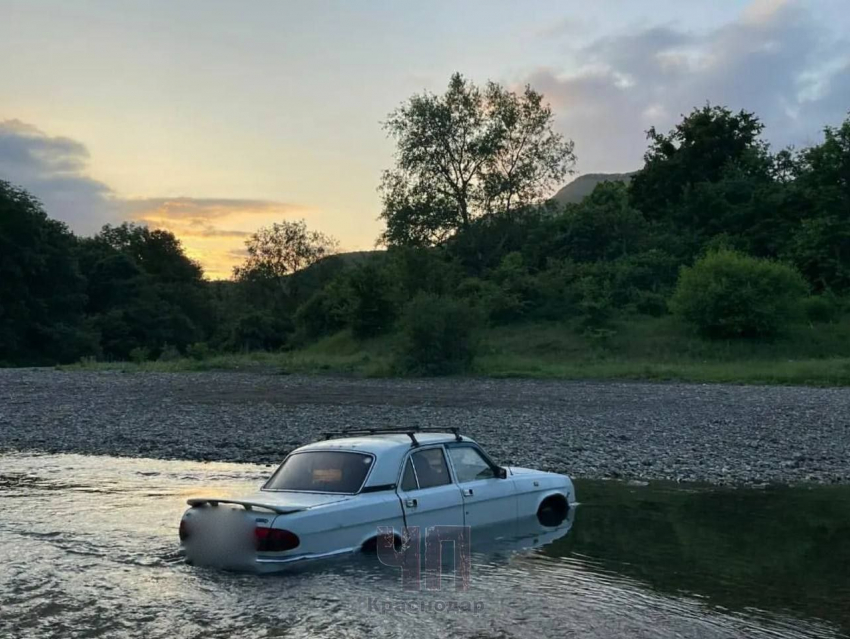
536,492 -> 569,527
360,532 -> 403,553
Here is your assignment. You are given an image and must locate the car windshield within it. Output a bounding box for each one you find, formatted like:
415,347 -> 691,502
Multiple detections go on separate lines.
264,451 -> 374,493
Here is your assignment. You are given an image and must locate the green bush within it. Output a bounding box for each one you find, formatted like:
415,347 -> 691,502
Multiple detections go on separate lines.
456,277 -> 509,322
526,260 -> 578,321
387,246 -> 463,299
486,252 -> 537,323
295,287 -> 349,340
802,294 -> 841,324
348,263 -> 398,339
227,312 -> 292,351
186,342 -> 211,360
128,346 -> 150,363
572,275 -> 614,329
670,250 -> 808,338
608,250 -> 679,311
158,344 -> 182,362
457,274 -> 527,325
632,290 -> 669,317
396,293 -> 480,375
528,181 -> 648,265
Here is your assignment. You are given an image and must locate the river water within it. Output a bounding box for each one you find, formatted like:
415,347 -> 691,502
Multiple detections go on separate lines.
1,452 -> 847,639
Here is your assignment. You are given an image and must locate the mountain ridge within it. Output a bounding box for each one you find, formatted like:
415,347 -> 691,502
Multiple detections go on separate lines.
551,172 -> 637,205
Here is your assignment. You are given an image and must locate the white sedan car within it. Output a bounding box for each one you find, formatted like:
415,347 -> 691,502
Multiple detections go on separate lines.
179,428 -> 575,572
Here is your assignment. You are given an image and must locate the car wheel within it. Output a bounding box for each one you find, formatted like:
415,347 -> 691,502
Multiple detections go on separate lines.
537,494 -> 568,527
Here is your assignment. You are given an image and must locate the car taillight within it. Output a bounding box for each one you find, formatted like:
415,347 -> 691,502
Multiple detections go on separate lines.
179,519 -> 189,542
255,527 -> 300,552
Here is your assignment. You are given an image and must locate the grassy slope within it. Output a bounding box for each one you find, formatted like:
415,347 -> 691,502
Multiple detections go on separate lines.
61,316 -> 850,386
476,317 -> 850,385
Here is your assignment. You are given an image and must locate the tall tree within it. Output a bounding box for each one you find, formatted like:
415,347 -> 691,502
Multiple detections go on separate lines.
96,222 -> 204,284
76,223 -> 210,359
233,219 -> 338,306
234,219 -> 338,280
379,73 -> 575,247
628,105 -> 779,259
787,115 -> 850,291
630,105 -> 770,216
0,180 -> 92,363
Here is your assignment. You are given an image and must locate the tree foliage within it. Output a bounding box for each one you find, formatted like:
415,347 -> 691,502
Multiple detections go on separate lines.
294,285 -> 350,340
670,250 -> 808,338
396,293 -> 480,375
234,219 -> 338,283
527,181 -> 647,265
786,117 -> 850,291
0,181 -> 92,364
96,223 -> 204,283
75,223 -> 209,359
630,105 -> 770,218
379,73 -> 575,247
226,311 -> 291,352
3,81 -> 850,369
347,262 -> 399,339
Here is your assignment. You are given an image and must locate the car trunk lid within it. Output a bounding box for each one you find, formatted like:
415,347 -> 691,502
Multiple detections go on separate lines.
186,490 -> 352,513
181,491 -> 350,570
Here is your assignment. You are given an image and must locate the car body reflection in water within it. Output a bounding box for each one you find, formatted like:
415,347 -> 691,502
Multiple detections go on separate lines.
471,509 -> 575,557
0,452 -> 847,639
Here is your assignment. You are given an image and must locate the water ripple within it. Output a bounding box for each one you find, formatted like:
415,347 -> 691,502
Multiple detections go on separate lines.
0,452 -> 846,639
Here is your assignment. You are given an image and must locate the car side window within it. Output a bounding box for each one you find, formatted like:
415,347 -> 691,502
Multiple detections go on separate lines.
448,446 -> 495,483
410,448 -> 451,489
400,458 -> 418,491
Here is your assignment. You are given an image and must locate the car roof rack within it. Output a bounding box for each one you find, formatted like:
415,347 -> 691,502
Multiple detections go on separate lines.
322,426 -> 463,447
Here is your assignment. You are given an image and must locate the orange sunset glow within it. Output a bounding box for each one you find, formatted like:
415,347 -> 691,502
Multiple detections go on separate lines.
127,198 -> 318,279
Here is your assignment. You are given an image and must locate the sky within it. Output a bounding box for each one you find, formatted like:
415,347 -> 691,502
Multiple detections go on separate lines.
1,0 -> 848,278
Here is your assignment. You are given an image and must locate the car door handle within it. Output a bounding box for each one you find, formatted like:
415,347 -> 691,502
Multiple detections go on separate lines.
405,498 -> 418,508
462,488 -> 474,497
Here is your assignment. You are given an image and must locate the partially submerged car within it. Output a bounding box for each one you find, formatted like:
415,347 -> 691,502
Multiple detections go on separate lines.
179,427 -> 575,572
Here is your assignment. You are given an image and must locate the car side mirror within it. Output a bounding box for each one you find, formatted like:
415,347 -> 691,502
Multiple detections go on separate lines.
496,467 -> 508,479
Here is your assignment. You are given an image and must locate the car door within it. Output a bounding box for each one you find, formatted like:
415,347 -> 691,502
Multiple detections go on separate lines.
396,446 -> 464,530
446,444 -> 517,528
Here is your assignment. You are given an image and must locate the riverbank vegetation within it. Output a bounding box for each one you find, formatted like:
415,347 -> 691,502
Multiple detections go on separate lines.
61,317 -> 850,386
3,73 -> 850,382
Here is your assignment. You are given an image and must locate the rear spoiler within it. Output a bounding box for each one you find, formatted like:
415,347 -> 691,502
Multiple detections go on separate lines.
186,498 -> 302,514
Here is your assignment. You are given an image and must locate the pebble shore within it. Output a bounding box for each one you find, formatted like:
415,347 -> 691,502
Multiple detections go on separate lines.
1,369 -> 849,485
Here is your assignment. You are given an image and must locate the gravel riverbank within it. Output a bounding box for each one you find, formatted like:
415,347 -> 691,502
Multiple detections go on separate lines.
1,369 -> 849,485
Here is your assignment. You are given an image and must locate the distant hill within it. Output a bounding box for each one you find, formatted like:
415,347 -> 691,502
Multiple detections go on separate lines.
552,172 -> 636,206
208,250 -> 383,284
288,249 -> 383,295
325,250 -> 383,267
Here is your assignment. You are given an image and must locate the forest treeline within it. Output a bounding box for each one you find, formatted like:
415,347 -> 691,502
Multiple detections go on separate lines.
1,74 -> 848,372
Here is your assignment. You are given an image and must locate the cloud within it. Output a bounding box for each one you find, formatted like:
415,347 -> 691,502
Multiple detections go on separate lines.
0,120 -> 313,278
123,197 -> 302,221
128,197 -> 315,279
530,0 -> 850,173
0,119 -> 118,233
127,197 -> 310,240
535,15 -> 595,40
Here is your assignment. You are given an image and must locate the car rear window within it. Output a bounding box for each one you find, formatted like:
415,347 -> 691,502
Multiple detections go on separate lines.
263,451 -> 374,493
